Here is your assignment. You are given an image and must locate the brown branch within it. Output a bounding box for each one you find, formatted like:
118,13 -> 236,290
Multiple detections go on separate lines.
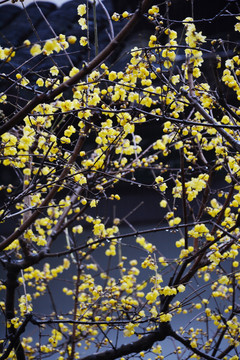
196,167 -> 214,221
68,264 -> 82,360
0,314 -> 32,360
180,147 -> 188,249
210,182 -> 235,235
45,185 -> 84,249
3,266 -> 25,360
0,122 -> 91,252
178,219 -> 240,286
43,221 -> 209,258
79,323 -> 171,360
182,89 -> 240,152
170,330 -> 220,360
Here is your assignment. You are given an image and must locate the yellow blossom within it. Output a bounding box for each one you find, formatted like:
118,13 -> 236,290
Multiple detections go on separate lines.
80,36 -> 88,46
78,17 -> 87,30
30,43 -> 42,56
235,17 -> 240,32
77,4 -> 86,16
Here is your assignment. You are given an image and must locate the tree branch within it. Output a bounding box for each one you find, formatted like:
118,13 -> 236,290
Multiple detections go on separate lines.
3,266 -> 26,360
0,314 -> 32,360
170,329 -> 220,360
182,89 -> 240,152
0,122 -> 91,251
0,0 -> 153,136
79,323 -> 171,360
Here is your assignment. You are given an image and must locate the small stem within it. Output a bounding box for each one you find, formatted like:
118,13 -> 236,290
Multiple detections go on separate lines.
210,182 -> 235,235
68,264 -> 82,360
180,147 -> 188,249
4,267 -> 25,360
93,0 -> 99,56
0,314 -> 32,360
182,89 -> 240,152
170,330 -> 220,360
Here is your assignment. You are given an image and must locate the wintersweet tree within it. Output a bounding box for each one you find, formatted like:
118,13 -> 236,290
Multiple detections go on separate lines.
1,0 -> 240,359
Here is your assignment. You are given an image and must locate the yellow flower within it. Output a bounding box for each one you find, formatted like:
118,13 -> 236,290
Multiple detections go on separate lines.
160,200 -> 167,208
235,17 -> 240,32
108,71 -> 117,81
67,35 -> 77,44
36,78 -> 44,87
23,39 -> 31,46
21,77 -> 29,86
190,339 -> 197,348
160,313 -> 172,322
123,322 -> 138,337
63,258 -> 70,269
90,199 -> 97,207
78,17 -> 87,30
235,22 -> 240,31
43,39 -> 61,55
193,67 -> 201,78
148,5 -> 159,15
50,66 -> 59,76
80,36 -> 88,46
112,12 -> 120,21
122,11 -> 129,18
177,284 -> 185,293
0,94 -> 7,103
171,75 -> 180,85
77,4 -> 86,16
30,44 -> 42,56
146,289 -> 159,304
